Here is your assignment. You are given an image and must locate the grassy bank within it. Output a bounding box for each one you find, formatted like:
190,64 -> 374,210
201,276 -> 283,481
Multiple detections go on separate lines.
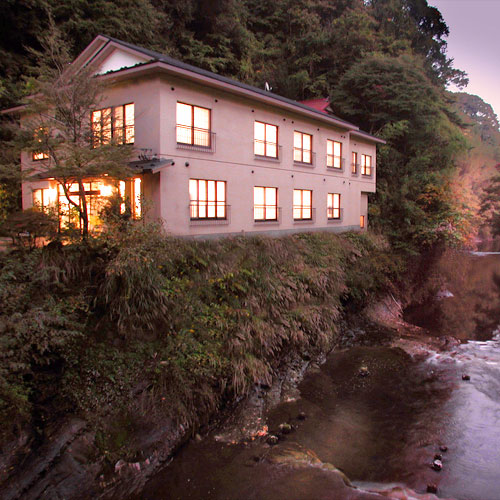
0,225 -> 404,463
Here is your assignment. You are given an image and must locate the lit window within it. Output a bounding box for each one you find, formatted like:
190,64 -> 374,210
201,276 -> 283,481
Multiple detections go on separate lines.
360,215 -> 365,228
352,152 -> 358,174
32,128 -> 49,161
361,154 -> 372,176
254,187 -> 278,221
91,103 -> 134,147
327,193 -> 341,219
189,179 -> 226,219
327,140 -> 342,169
293,131 -> 312,163
33,187 -> 56,210
293,189 -> 312,220
254,121 -> 278,158
176,103 -> 211,147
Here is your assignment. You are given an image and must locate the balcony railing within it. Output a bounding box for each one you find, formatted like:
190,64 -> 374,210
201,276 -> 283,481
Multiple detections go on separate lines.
293,150 -> 316,166
326,155 -> 345,171
188,202 -> 230,225
327,207 -> 343,221
254,141 -> 282,162
176,125 -> 216,152
351,163 -> 360,176
293,206 -> 316,222
254,206 -> 281,223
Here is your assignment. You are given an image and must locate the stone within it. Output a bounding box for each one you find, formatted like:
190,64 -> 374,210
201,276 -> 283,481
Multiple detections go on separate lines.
266,435 -> 279,446
279,423 -> 292,434
359,366 -> 370,377
194,433 -> 202,442
427,484 -> 438,494
434,453 -> 442,461
432,459 -> 443,471
297,412 -> 307,420
439,445 -> 448,452
462,374 -> 470,381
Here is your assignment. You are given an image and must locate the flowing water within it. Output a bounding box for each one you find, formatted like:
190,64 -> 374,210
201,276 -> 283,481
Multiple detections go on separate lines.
133,249 -> 500,500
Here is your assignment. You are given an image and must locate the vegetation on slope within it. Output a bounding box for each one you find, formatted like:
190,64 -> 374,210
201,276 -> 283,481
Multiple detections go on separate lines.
0,225 -> 401,462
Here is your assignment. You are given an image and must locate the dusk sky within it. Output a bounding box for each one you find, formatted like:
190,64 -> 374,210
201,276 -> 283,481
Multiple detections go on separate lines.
430,0 -> 500,120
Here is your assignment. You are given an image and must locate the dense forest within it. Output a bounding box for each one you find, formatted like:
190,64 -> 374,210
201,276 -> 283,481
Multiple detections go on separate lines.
2,0 -> 499,252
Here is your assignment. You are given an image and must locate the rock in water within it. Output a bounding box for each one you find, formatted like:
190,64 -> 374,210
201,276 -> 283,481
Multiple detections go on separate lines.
462,374 -> 471,381
266,435 -> 279,446
439,445 -> 448,452
427,484 -> 438,493
279,423 -> 292,434
359,366 -> 370,377
297,411 -> 307,420
432,459 -> 443,471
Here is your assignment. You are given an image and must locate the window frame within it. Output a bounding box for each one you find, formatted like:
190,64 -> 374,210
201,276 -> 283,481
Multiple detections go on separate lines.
254,121 -> 279,158
189,178 -> 227,220
293,131 -> 313,164
293,189 -> 313,221
254,186 -> 278,222
327,193 -> 341,220
176,102 -> 212,148
327,140 -> 343,169
361,154 -> 372,176
91,103 -> 135,147
352,152 -> 358,174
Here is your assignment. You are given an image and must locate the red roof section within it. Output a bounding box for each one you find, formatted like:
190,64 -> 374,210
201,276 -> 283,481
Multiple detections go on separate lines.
299,98 -> 331,114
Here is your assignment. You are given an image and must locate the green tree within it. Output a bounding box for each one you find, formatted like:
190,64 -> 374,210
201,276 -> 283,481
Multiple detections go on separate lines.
1,26 -> 133,238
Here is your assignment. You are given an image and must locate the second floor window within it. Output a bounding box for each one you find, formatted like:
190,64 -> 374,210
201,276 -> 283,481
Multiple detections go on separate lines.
177,102 -> 211,147
293,189 -> 312,220
327,193 -> 341,219
32,127 -> 49,161
254,186 -> 278,221
293,131 -> 312,163
189,179 -> 226,219
352,152 -> 358,174
361,154 -> 372,176
91,103 -> 134,147
254,121 -> 278,158
327,140 -> 342,169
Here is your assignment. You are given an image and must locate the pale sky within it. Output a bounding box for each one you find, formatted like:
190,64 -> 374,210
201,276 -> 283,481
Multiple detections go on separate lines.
430,0 -> 500,119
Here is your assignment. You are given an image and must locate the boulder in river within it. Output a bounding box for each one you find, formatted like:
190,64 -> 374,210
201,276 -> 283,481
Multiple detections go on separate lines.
462,374 -> 470,381
279,423 -> 292,434
358,365 -> 370,377
427,484 -> 438,493
267,435 -> 279,446
432,459 -> 443,471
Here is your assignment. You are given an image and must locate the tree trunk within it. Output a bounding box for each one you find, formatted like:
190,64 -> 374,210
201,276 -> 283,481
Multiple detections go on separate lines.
78,179 -> 89,239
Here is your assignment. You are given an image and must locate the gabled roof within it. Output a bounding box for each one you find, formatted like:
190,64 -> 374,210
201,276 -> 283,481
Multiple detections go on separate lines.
298,98 -> 332,115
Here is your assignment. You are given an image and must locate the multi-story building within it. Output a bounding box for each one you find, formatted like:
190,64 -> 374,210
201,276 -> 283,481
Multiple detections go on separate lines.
13,35 -> 384,237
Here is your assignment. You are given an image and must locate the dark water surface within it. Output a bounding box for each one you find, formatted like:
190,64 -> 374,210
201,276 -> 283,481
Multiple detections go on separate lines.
134,251 -> 500,500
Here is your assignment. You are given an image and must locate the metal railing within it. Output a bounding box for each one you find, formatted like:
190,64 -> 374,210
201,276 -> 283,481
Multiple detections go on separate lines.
326,155 -> 345,171
188,202 -> 230,225
176,125 -> 216,152
253,206 -> 281,223
293,150 -> 316,166
254,141 -> 282,161
351,163 -> 360,176
327,207 -> 343,221
293,206 -> 316,222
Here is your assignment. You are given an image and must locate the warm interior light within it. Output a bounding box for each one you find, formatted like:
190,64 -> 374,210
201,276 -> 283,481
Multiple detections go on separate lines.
134,178 -> 142,218
100,183 -> 114,197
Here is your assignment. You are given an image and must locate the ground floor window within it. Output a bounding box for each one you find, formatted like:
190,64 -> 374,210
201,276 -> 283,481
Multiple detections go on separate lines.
254,186 -> 278,221
293,189 -> 312,220
189,179 -> 226,219
327,193 -> 341,219
360,215 -> 365,228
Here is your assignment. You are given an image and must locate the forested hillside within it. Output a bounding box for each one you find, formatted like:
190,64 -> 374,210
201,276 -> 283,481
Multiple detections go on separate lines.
1,0 -> 498,251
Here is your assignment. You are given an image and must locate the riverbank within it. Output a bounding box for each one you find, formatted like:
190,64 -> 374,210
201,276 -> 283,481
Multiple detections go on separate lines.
0,227 -> 431,499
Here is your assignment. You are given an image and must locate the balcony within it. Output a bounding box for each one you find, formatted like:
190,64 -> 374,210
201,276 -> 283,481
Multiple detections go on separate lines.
293,207 -> 316,223
176,125 -> 216,153
326,155 -> 345,172
293,150 -> 316,167
254,206 -> 282,224
327,208 -> 343,222
188,202 -> 230,226
253,141 -> 282,162
351,163 -> 360,176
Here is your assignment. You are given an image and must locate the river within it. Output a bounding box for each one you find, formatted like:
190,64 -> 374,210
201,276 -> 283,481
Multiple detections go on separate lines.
131,249 -> 500,500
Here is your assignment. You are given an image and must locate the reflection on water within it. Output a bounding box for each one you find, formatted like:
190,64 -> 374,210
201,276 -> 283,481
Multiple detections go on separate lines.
135,252 -> 500,500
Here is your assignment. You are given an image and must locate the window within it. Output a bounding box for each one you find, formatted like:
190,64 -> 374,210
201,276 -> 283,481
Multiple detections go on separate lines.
360,215 -> 365,228
327,140 -> 343,169
189,179 -> 226,219
92,103 -> 134,147
254,187 -> 278,221
33,188 -> 56,210
361,154 -> 372,176
293,131 -> 312,163
352,152 -> 358,174
176,102 -> 211,147
293,189 -> 312,220
32,128 -> 49,161
254,121 -> 278,158
327,193 -> 341,219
